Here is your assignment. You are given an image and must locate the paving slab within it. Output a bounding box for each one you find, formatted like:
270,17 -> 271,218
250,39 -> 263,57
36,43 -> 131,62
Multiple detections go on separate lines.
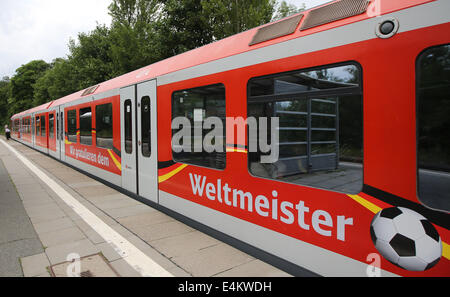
33,217 -> 76,235
94,197 -> 143,210
39,226 -> 86,248
51,254 -> 118,277
214,259 -> 292,277
20,253 -> 51,277
171,243 -> 255,277
109,258 -> 142,277
133,221 -> 196,242
117,212 -> 175,229
105,204 -> 157,219
150,231 -> 220,259
45,239 -> 100,265
74,185 -> 120,198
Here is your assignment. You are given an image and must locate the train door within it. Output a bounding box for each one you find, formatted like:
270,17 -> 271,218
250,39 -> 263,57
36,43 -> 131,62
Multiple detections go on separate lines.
31,113 -> 35,148
59,106 -> 65,161
48,109 -> 57,158
120,86 -> 137,194
136,80 -> 158,203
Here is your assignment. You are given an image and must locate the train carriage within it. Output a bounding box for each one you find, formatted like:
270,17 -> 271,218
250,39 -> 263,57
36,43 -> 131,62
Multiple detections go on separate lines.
9,0 -> 450,276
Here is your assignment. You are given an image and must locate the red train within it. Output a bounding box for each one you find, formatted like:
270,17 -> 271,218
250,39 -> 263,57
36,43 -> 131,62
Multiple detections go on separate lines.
10,0 -> 450,276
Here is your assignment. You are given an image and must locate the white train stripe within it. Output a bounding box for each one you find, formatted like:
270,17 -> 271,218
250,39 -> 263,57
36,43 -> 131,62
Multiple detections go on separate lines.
158,0 -> 450,86
0,139 -> 173,277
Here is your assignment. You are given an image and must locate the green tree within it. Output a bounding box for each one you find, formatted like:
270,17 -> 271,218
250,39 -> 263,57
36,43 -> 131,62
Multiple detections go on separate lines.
155,0 -> 214,56
8,60 -> 50,116
0,77 -> 10,129
68,24 -> 116,89
33,58 -> 79,106
108,0 -> 305,67
200,0 -> 276,41
155,0 -> 280,58
108,0 -> 160,27
273,0 -> 305,21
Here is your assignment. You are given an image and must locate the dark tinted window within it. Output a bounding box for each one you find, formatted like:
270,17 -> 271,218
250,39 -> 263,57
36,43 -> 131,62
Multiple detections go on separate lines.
79,107 -> 92,146
249,64 -> 360,97
67,109 -> 77,143
96,103 -> 113,149
417,44 -> 450,212
141,96 -> 151,157
172,84 -> 226,170
35,116 -> 41,136
124,100 -> 133,154
41,115 -> 46,137
248,64 -> 363,194
49,114 -> 54,139
60,112 -> 63,141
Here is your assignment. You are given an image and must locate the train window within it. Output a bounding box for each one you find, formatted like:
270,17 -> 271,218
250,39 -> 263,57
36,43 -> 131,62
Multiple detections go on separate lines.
67,109 -> 77,143
124,99 -> 133,154
172,84 -> 226,170
417,44 -> 450,212
41,115 -> 46,137
60,112 -> 63,141
96,103 -> 113,150
141,96 -> 151,158
35,116 -> 40,136
79,107 -> 92,146
56,113 -> 59,140
248,63 -> 363,194
49,114 -> 54,139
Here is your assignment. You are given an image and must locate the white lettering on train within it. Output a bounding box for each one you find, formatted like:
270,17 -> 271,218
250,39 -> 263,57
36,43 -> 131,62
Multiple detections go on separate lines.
69,146 -> 110,168
189,173 -> 354,241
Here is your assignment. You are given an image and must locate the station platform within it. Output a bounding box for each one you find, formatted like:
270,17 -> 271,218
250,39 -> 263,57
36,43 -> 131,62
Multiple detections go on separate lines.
0,136 -> 291,277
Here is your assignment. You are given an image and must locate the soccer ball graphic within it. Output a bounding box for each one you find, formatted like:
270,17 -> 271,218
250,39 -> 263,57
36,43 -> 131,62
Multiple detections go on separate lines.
370,207 -> 442,271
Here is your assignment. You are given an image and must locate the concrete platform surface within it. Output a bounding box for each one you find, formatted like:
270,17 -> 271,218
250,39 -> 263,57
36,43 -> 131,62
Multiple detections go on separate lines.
0,137 -> 291,277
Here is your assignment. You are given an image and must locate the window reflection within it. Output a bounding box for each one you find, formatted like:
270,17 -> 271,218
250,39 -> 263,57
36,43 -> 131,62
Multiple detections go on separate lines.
67,110 -> 77,143
248,64 -> 363,194
79,107 -> 92,146
96,103 -> 113,150
417,44 -> 450,212
172,84 -> 226,170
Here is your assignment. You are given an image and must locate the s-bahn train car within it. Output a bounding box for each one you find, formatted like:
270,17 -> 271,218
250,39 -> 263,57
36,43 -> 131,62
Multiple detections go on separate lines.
10,0 -> 450,276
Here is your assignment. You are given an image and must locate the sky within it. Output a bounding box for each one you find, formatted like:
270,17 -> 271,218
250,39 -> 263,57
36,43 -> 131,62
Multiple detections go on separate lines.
0,0 -> 331,79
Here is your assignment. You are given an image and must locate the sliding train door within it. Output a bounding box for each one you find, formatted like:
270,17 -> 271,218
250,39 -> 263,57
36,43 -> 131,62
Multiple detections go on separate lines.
120,85 -> 137,194
59,106 -> 65,161
136,80 -> 158,203
48,108 -> 58,159
120,81 -> 158,202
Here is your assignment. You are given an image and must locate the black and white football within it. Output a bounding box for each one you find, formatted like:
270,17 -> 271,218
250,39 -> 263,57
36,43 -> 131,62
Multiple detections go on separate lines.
370,207 -> 442,271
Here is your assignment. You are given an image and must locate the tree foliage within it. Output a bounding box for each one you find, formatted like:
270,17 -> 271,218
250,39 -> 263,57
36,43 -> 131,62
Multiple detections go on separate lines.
201,0 -> 276,41
8,60 -> 50,116
33,58 -> 79,106
0,77 -> 10,129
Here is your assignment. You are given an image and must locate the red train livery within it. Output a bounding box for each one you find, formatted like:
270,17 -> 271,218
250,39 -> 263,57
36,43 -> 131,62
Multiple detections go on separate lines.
10,0 -> 450,276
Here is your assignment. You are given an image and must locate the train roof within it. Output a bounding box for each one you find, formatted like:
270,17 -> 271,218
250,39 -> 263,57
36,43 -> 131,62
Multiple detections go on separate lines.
11,0 -> 432,120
